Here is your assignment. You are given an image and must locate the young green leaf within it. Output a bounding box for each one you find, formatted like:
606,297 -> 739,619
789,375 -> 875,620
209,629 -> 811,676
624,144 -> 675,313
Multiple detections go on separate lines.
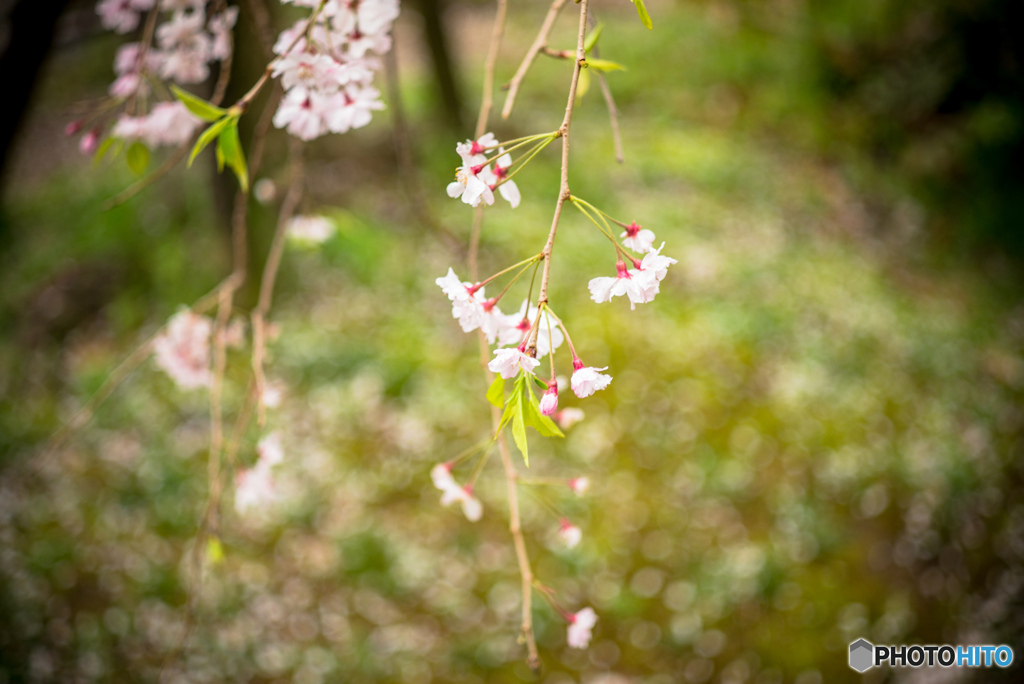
497,376 -> 524,434
188,116 -> 232,167
531,375 -> 549,390
526,396 -> 565,438
487,376 -> 505,408
126,141 -> 150,176
215,138 -> 226,172
576,67 -> 591,102
584,23 -> 604,53
171,84 -> 227,122
587,59 -> 626,73
216,121 -> 249,191
632,0 -> 653,30
93,137 -> 116,166
512,402 -> 529,466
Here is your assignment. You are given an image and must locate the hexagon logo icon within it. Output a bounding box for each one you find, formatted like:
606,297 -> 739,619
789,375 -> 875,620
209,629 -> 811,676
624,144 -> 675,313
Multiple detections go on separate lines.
849,638 -> 874,673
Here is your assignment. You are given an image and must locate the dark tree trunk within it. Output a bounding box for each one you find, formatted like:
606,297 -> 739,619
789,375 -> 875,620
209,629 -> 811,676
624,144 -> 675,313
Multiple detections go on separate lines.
411,0 -> 465,133
0,0 -> 74,187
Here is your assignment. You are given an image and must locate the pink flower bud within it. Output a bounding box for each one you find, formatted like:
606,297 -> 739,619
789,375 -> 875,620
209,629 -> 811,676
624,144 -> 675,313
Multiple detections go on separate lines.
539,386 -> 558,416
568,477 -> 589,495
65,120 -> 83,137
79,129 -> 100,155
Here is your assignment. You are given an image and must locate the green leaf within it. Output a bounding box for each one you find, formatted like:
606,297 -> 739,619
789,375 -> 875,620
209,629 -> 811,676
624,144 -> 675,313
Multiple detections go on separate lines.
93,137 -> 116,166
487,376 -> 505,408
531,376 -> 548,390
206,536 -> 224,565
497,377 -> 522,434
576,67 -> 591,102
526,396 -> 565,438
126,141 -> 150,176
216,122 -> 249,191
188,116 -> 232,167
512,402 -> 528,466
215,138 -> 226,172
587,59 -> 627,73
584,23 -> 603,53
632,0 -> 653,30
171,84 -> 227,122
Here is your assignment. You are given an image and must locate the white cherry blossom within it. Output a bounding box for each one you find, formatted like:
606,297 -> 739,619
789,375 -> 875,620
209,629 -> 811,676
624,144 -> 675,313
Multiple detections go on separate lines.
555,408 -> 585,430
620,221 -> 655,252
488,346 -> 540,379
571,362 -> 612,398
568,476 -> 589,495
567,607 -> 598,648
153,310 -> 212,390
559,519 -> 582,549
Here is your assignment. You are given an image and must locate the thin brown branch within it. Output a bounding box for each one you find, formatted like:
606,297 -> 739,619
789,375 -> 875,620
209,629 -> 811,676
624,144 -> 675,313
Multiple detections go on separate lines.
252,139 -> 304,426
475,0 -> 508,138
103,144 -> 189,209
534,0 -> 589,316
501,0 -> 568,120
541,47 -> 573,59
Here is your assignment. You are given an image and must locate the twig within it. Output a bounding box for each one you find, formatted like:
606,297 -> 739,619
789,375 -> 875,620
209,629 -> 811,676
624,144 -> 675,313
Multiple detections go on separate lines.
501,0 -> 568,120
252,139 -> 305,426
475,0 -> 508,138
535,0 -> 589,313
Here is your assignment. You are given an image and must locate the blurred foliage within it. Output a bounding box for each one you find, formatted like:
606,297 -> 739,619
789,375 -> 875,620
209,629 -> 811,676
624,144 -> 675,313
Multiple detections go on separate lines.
1,1 -> 1024,683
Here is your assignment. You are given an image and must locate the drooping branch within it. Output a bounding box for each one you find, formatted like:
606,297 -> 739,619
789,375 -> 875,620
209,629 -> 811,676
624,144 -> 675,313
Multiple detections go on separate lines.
501,0 -> 568,120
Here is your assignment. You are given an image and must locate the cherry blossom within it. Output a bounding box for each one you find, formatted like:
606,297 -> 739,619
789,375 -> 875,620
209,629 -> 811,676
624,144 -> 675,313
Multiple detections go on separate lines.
559,519 -> 582,549
97,0 -> 155,35
273,87 -> 330,141
488,345 -> 541,379
500,301 -> 563,357
287,215 -> 336,244
568,476 -> 589,496
566,607 -> 598,648
638,242 -> 678,283
570,360 -> 613,399
324,84 -> 385,134
430,463 -> 482,521
588,259 -> 651,310
555,407 -> 585,430
447,133 -> 522,209
235,433 -> 285,514
153,310 -> 212,390
621,222 -> 655,252
539,386 -> 558,416
270,0 -> 395,140
447,166 -> 494,208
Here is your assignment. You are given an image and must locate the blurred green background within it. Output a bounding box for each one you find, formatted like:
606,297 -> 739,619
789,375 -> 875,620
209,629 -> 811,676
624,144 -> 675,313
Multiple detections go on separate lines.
1,0 -> 1023,682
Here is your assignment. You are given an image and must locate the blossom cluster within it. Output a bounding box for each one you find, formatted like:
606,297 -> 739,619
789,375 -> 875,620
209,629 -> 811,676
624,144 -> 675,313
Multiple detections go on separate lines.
270,0 -> 400,140
446,133 -> 521,209
84,1 -> 238,151
153,309 -> 213,389
589,242 -> 677,310
235,433 -> 285,514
